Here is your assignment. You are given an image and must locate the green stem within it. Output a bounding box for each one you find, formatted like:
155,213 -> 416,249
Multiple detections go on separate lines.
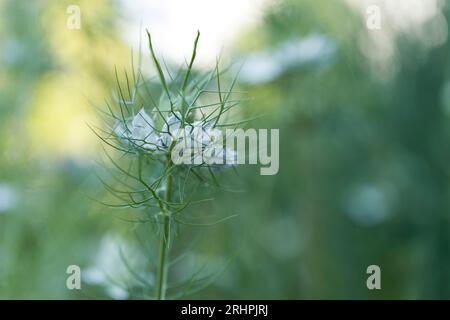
155,168 -> 172,300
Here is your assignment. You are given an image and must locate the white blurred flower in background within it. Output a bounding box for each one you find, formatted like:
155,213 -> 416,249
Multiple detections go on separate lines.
83,235 -> 143,299
238,34 -> 337,84
0,183 -> 18,214
344,184 -> 392,227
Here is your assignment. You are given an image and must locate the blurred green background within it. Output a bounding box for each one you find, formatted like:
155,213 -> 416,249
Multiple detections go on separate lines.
1,0 -> 450,299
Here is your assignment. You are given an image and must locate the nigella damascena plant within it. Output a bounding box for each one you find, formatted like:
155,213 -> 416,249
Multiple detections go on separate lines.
92,30 -> 246,300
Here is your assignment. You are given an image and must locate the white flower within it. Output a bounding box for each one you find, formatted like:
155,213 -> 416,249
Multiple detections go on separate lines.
191,126 -> 238,165
115,108 -> 161,151
114,123 -> 128,139
115,110 -> 238,167
159,112 -> 198,148
159,112 -> 182,147
130,108 -> 160,150
163,112 -> 183,135
192,123 -> 221,145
